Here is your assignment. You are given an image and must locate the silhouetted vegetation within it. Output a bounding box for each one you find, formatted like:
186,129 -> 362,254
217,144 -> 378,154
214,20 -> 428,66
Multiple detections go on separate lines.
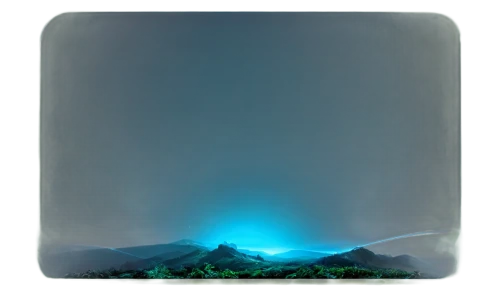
65,263 -> 419,279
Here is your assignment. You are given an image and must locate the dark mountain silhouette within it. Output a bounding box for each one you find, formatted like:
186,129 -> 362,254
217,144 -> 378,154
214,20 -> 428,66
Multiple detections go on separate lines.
39,246 -> 142,278
197,244 -> 271,270
121,244 -> 273,271
117,244 -> 436,277
39,239 -> 208,277
316,255 -> 356,267
126,249 -> 209,270
119,242 -> 207,259
40,240 -> 434,278
237,249 -> 329,262
121,240 -> 209,270
222,241 -> 238,250
318,247 -> 435,277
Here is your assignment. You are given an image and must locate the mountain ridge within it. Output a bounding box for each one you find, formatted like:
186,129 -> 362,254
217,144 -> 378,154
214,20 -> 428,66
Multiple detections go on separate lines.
125,244 -> 430,275
40,240 -> 440,278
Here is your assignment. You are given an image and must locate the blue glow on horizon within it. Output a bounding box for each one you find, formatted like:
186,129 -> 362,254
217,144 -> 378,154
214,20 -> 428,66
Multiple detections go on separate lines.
210,229 -> 450,256
229,230 -> 453,255
238,247 -> 294,255
200,212 -> 297,251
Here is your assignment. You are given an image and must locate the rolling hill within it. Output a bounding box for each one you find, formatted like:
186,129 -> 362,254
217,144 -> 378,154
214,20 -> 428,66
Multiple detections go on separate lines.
41,239 -> 435,278
118,240 -> 207,258
140,244 -> 433,277
39,246 -> 142,278
317,247 -> 435,277
39,239 -> 208,277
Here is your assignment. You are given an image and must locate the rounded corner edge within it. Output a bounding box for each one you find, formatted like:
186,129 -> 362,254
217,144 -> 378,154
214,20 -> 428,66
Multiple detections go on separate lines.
425,12 -> 461,39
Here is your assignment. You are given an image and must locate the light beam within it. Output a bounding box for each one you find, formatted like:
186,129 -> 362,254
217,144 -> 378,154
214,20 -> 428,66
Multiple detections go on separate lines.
357,229 -> 450,249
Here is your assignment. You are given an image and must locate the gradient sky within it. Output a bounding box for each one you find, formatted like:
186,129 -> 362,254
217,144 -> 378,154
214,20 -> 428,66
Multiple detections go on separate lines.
40,13 -> 460,257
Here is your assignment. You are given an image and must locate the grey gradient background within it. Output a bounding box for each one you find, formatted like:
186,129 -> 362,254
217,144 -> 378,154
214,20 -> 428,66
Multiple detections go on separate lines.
0,0 -> 494,285
40,13 -> 460,259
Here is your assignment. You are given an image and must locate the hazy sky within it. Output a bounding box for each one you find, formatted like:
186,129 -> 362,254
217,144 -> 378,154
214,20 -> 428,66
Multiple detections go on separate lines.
41,13 -> 460,255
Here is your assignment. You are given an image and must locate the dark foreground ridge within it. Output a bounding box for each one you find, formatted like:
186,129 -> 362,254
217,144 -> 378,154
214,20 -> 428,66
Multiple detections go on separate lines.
62,244 -> 426,279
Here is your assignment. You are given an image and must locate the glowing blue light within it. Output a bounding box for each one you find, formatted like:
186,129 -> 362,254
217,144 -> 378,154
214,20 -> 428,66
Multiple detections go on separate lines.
240,247 -> 293,255
57,229 -> 450,259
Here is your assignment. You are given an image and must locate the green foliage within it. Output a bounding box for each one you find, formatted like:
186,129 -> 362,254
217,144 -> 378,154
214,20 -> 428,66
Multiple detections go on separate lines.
262,266 -> 294,278
250,269 -> 265,278
220,269 -> 238,278
204,263 -> 216,272
312,265 -> 333,278
66,264 -> 418,279
187,268 -> 205,278
201,263 -> 220,278
145,264 -> 174,278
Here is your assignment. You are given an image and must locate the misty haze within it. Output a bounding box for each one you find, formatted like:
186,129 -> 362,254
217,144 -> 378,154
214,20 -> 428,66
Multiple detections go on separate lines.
39,12 -> 460,279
